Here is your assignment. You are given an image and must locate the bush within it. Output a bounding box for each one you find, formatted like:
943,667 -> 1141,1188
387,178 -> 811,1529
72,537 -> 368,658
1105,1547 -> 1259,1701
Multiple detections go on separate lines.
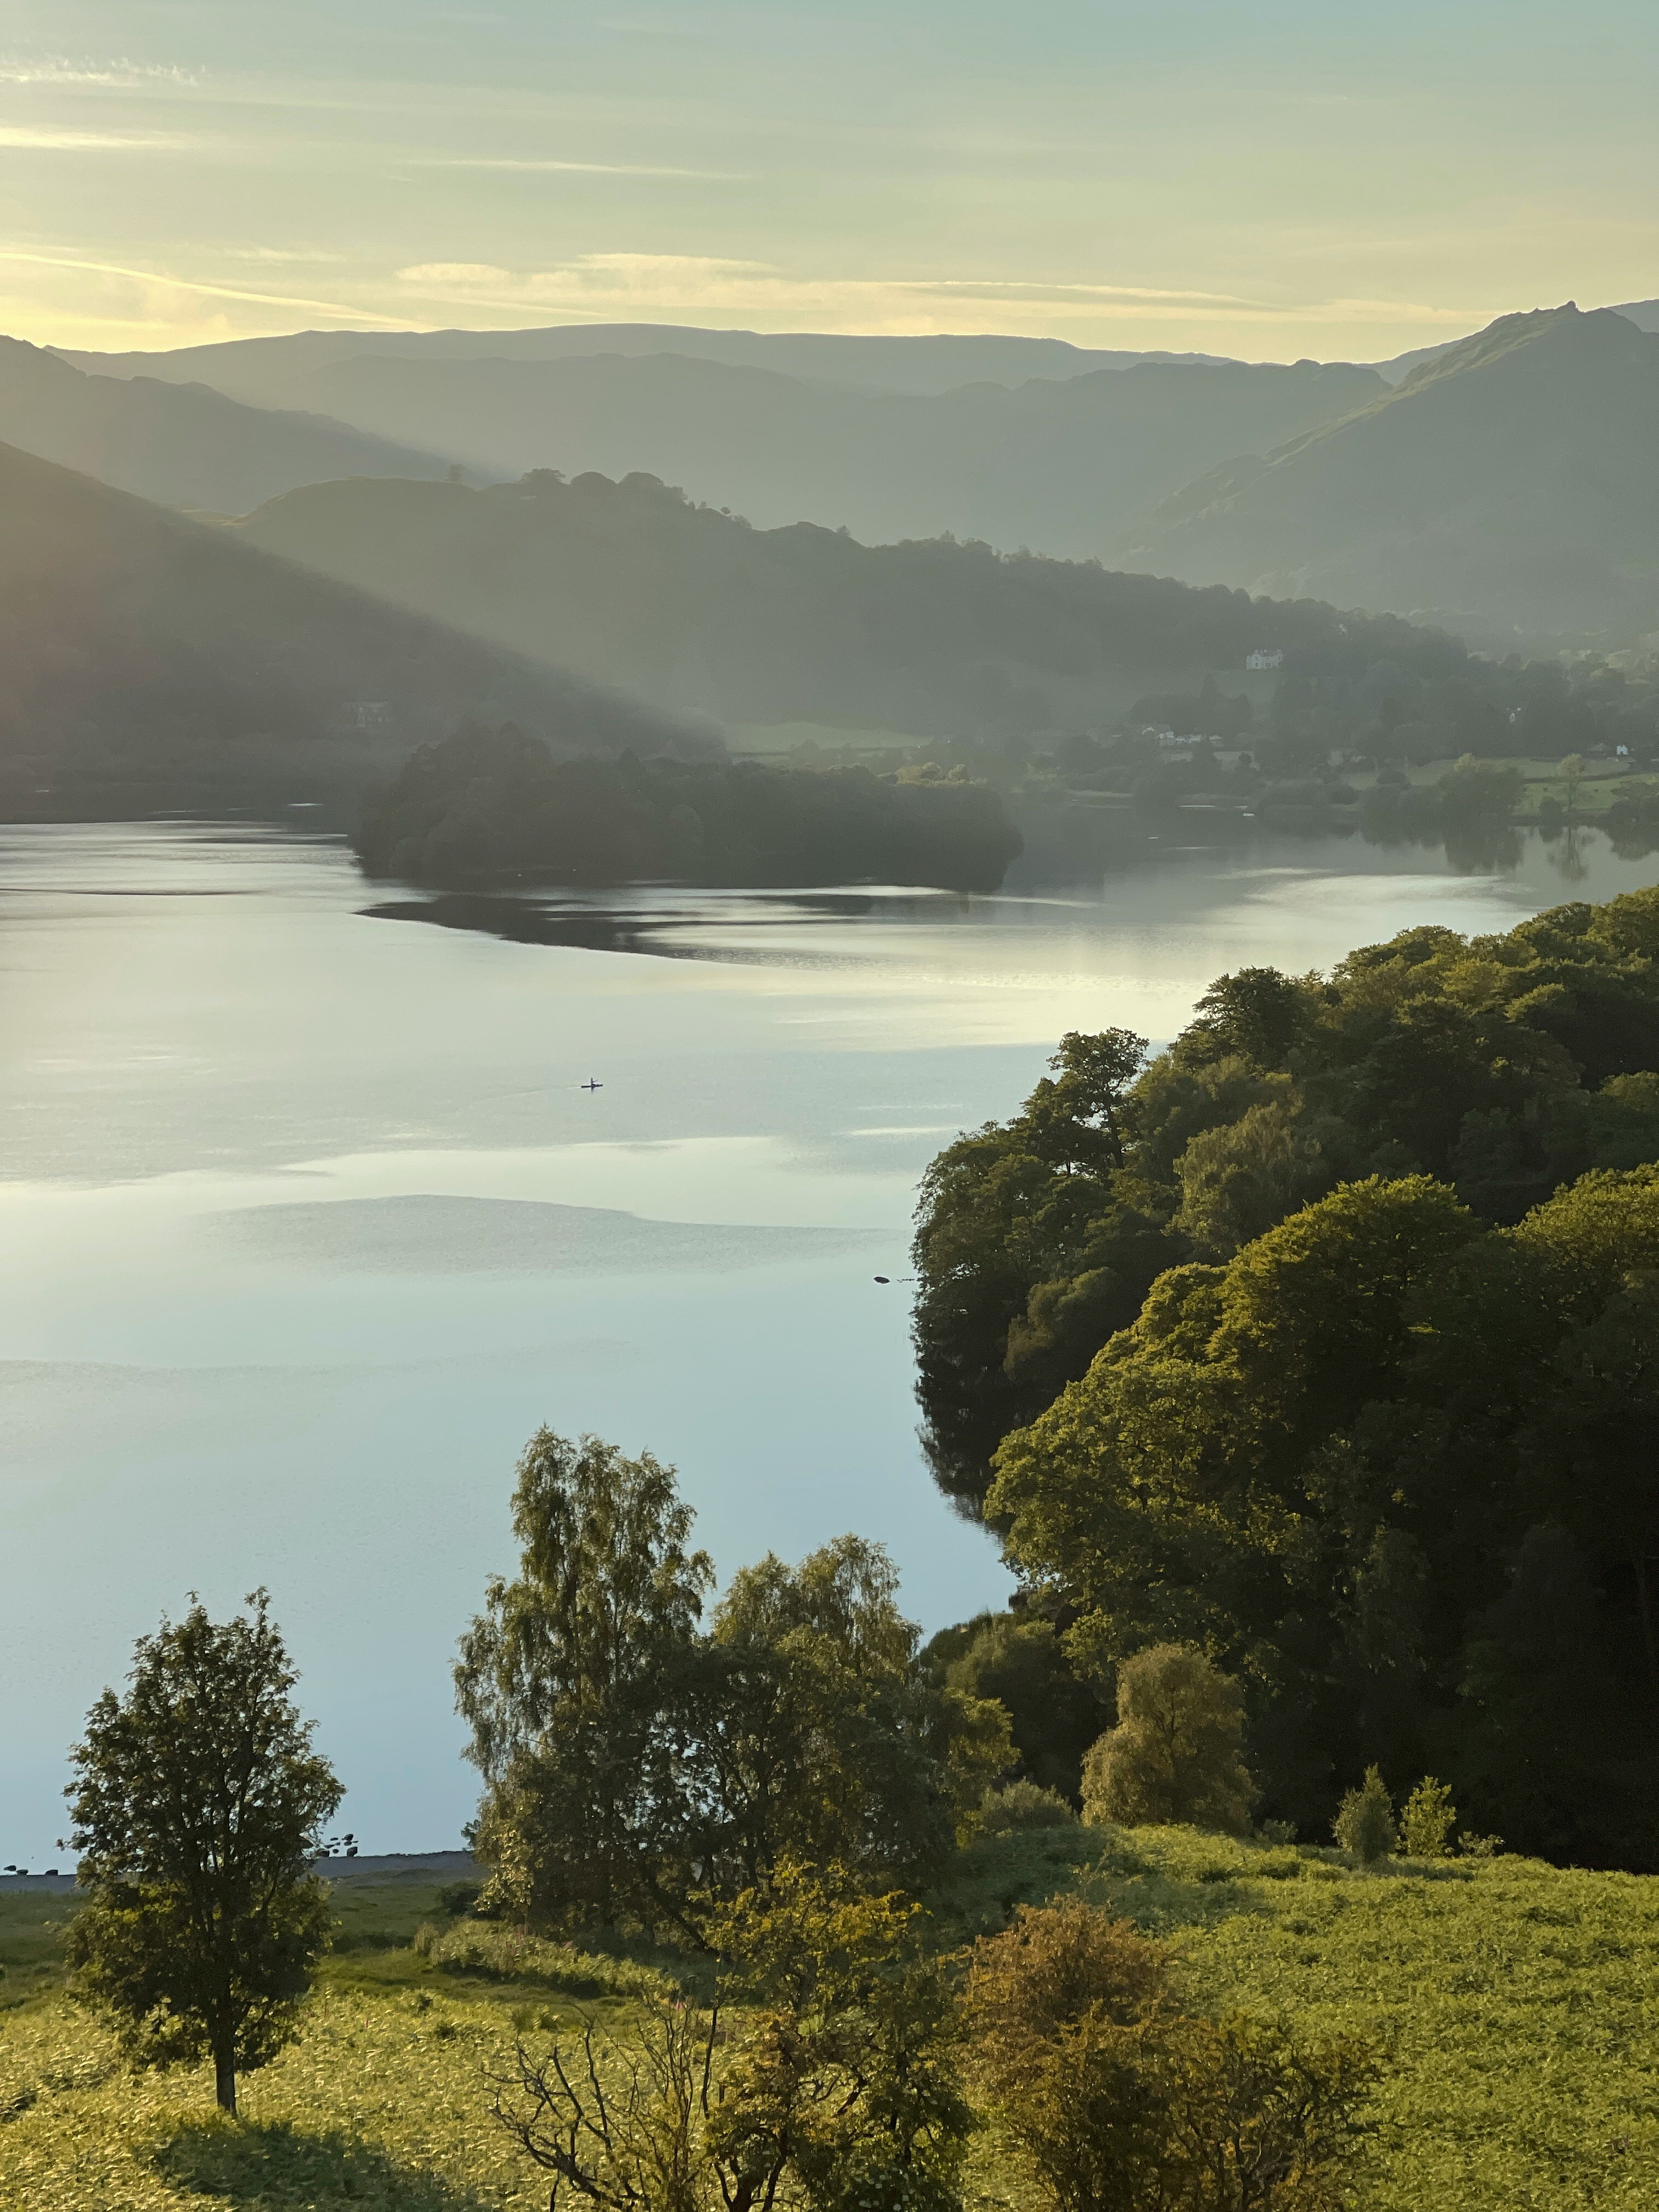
1333,1768 -> 1397,1866
412,1921 -> 675,2001
979,1781 -> 1079,1835
964,1898 -> 1378,2212
1398,1778 -> 1457,1859
1081,1646 -> 1256,1835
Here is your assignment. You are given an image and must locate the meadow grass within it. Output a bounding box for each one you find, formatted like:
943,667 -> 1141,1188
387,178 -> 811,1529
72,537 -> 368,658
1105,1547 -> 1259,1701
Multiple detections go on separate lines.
4,1834 -> 1658,2208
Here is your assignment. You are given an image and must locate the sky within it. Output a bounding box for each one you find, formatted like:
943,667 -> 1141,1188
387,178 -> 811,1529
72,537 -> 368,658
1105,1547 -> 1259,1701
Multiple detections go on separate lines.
1,1 -> 1656,360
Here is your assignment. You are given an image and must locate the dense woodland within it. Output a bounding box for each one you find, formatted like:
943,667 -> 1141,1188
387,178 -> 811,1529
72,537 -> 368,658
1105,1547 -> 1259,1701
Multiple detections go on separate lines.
911,885 -> 1659,1865
354,722 -> 1023,892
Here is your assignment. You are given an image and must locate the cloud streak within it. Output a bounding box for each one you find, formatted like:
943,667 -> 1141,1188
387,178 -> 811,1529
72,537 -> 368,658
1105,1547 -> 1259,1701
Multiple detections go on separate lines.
420,156 -> 751,179
0,247 -> 419,326
388,254 -> 1494,332
0,126 -> 194,151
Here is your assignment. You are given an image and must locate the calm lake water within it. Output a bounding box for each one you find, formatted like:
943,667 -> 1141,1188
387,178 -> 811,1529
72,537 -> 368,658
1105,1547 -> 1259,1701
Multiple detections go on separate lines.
4,820 -> 1655,1860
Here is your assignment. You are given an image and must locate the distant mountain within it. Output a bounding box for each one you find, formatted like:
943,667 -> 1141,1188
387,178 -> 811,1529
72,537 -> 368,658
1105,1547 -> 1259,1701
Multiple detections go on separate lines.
0,441 -> 708,821
159,346 -> 1380,557
1369,296 -> 1658,383
0,337 -> 463,514
59,322 -> 1237,403
235,465 -> 1469,736
1133,306 -> 1659,651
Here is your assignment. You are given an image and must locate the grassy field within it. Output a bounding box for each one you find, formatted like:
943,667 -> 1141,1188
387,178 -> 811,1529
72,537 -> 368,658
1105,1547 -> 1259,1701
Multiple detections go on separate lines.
4,1831 -> 1657,2209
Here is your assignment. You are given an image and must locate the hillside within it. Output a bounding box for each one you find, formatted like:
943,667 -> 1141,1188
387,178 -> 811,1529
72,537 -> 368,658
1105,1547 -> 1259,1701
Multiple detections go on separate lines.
1133,304 -> 1659,650
59,321 -> 1236,401
4,1830 -> 1656,2207
0,337 -> 461,515
84,338 -> 1381,556
234,465 -> 1464,735
0,441 -> 706,820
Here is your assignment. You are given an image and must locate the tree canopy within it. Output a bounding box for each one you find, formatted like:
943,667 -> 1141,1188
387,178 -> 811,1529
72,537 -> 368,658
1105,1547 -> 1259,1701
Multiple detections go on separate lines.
354,724 -> 1022,893
64,1592 -> 342,2114
913,886 -> 1659,1512
458,1430 -> 1011,1938
986,1165 -> 1659,1859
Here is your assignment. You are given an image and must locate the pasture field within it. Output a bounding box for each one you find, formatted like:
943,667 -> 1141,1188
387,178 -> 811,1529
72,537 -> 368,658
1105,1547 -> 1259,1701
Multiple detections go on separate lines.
3,1831 -> 1657,2210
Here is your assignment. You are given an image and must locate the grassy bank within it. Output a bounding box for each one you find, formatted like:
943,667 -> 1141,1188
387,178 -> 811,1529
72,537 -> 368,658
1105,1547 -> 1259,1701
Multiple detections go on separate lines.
4,1832 -> 1657,2208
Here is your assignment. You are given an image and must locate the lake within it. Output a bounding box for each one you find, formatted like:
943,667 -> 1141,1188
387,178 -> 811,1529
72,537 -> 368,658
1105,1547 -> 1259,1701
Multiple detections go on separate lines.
3,819 -> 1654,1861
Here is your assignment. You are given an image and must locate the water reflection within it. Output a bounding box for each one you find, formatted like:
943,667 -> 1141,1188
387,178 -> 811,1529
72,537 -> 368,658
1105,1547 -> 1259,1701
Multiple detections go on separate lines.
5,817 -> 1659,1864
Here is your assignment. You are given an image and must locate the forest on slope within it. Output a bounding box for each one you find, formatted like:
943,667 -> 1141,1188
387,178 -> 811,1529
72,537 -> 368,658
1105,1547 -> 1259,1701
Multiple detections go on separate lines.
0,441 -> 706,820
236,466 -> 1477,736
913,885 -> 1659,1864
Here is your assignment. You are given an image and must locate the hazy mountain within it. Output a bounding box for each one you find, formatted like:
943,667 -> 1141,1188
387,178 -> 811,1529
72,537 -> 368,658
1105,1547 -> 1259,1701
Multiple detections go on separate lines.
1133,306 -> 1659,651
0,440 -> 706,820
235,465 -> 1464,737
0,337 -> 462,514
1369,296 -> 1658,384
59,322 -> 1235,403
168,347 -> 1379,557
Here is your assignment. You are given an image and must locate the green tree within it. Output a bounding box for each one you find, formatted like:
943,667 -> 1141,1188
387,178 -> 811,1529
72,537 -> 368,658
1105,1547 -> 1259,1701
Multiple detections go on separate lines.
925,1609 -> 1107,1799
459,1436 -> 1008,1929
64,1592 -> 342,2115
1398,1777 -> 1456,1859
1080,1646 -> 1256,1834
698,1536 -> 1010,1889
455,1429 -> 714,1934
1331,1768 -> 1396,1865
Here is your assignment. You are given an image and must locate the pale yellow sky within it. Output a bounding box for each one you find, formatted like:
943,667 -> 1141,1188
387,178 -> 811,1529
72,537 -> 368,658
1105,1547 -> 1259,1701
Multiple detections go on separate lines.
2,2 -> 1655,359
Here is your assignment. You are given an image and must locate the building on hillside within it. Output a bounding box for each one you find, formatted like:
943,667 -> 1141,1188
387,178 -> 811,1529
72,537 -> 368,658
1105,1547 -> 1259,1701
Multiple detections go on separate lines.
1246,648 -> 1284,671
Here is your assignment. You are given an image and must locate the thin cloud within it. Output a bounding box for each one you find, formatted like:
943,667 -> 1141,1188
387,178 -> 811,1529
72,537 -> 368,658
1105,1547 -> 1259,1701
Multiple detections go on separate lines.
0,127 -> 195,151
0,56 -> 200,88
421,156 -> 751,179
0,248 -> 420,326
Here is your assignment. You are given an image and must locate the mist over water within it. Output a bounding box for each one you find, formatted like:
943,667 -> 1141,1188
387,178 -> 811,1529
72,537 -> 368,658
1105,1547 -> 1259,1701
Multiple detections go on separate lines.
3,820 -> 1654,1861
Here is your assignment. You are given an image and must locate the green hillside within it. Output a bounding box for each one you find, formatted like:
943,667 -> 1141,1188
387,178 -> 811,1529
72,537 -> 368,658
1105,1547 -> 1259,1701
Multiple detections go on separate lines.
199,346 -> 1383,556
0,439 -> 707,820
4,1832 -> 1655,2208
0,336 -> 462,514
236,465 -> 1467,737
1135,305 -> 1659,651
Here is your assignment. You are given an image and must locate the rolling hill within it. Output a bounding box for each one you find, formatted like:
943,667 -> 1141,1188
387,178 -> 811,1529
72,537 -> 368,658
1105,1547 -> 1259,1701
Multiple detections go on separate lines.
0,337 -> 463,515
64,334 -> 1385,557
58,321 -> 1236,403
1132,304 -> 1659,651
234,465 -> 1468,736
0,440 -> 707,821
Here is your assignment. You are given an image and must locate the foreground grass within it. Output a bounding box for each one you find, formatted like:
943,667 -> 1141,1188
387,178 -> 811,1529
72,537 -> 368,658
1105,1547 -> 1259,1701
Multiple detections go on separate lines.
4,1835 -> 1658,2208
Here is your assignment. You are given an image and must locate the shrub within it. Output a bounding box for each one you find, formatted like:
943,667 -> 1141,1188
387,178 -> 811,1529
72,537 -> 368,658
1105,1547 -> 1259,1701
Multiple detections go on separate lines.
1398,1777 -> 1457,1859
964,1898 -> 1378,2212
413,1921 -> 674,2001
1333,1768 -> 1397,1866
1081,1646 -> 1256,1835
979,1781 -> 1079,1834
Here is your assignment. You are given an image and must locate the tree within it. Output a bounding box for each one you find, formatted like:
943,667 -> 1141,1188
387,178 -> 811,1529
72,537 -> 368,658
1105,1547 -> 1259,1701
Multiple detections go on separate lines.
1080,1646 -> 1256,1834
926,1609 -> 1107,1799
1331,1768 -> 1395,1865
455,1429 -> 714,1934
64,1592 -> 342,2115
697,1536 -> 1010,1891
913,884 -> 1659,1517
459,1435 -> 1008,1931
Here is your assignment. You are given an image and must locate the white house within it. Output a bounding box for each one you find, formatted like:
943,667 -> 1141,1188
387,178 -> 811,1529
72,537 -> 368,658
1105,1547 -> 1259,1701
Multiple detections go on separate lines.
1245,648 -> 1284,672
